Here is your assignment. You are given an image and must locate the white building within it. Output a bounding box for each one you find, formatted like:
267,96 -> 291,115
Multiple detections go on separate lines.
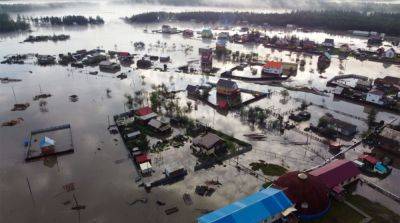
366,89 -> 385,105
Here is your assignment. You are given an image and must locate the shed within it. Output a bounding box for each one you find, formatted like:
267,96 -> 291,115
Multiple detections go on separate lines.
140,162 -> 152,175
197,188 -> 294,223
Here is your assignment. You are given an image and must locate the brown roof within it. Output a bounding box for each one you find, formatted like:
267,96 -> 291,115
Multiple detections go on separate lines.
274,171 -> 329,216
380,127 -> 400,142
193,133 -> 222,150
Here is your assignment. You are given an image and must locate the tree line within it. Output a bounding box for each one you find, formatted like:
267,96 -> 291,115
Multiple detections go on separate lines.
31,15 -> 104,26
0,13 -> 29,33
127,11 -> 400,36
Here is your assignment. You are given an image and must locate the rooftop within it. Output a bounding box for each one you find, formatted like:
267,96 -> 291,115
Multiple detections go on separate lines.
309,159 -> 361,189
264,61 -> 282,69
197,188 -> 293,223
217,79 -> 238,89
380,127 -> 400,142
193,133 -> 222,150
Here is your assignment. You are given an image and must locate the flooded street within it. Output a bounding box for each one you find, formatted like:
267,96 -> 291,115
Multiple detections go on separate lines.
1,2 -> 400,222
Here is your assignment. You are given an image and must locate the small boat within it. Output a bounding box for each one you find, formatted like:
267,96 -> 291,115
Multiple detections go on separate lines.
89,71 -> 98,75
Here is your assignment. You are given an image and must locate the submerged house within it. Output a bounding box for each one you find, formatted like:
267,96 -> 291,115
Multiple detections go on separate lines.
319,114 -> 357,138
201,28 -> 213,39
322,38 -> 334,48
216,79 -> 239,96
192,133 -> 224,155
309,159 -> 360,195
99,61 -> 121,72
197,187 -> 295,223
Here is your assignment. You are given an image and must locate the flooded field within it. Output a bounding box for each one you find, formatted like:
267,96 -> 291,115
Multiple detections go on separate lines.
1,3 -> 400,223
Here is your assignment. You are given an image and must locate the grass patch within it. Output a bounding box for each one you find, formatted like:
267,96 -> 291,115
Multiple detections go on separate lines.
347,194 -> 399,223
249,162 -> 287,176
310,199 -> 364,223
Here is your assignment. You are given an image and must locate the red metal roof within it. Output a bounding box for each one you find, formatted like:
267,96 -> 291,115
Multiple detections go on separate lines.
359,154 -> 378,165
309,159 -> 360,189
118,52 -> 130,57
135,106 -> 153,116
264,61 -> 282,69
135,154 -> 150,164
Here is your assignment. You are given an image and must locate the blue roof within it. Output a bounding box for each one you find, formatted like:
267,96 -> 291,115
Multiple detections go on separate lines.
39,136 -> 55,148
374,162 -> 388,174
198,188 -> 293,223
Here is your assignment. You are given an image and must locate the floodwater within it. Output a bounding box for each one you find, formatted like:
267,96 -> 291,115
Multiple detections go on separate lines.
1,3 -> 400,222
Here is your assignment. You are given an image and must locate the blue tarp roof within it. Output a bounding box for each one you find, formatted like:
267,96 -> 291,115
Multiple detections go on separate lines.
39,136 -> 55,148
198,188 -> 293,223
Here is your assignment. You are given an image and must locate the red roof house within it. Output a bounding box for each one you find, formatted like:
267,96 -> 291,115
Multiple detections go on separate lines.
135,154 -> 151,164
309,159 -> 360,191
135,106 -> 157,122
262,61 -> 283,76
359,154 -> 378,165
273,171 -> 330,219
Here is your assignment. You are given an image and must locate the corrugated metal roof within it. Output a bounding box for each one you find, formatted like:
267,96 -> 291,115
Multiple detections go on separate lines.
309,159 -> 360,189
197,188 -> 293,223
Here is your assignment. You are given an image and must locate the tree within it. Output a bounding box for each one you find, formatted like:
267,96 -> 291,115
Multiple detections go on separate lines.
367,108 -> 377,129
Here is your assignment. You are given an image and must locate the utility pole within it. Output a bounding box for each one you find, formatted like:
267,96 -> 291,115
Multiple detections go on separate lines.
26,177 -> 35,207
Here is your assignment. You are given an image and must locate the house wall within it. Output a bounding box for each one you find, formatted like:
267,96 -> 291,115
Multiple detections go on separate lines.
262,67 -> 282,75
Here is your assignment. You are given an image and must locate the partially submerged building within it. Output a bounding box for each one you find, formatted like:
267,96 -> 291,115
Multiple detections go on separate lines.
99,61 -> 121,72
148,118 -> 171,134
318,114 -> 357,138
201,48 -> 213,73
216,79 -> 239,96
309,159 -> 360,195
193,133 -> 224,155
197,187 -> 295,223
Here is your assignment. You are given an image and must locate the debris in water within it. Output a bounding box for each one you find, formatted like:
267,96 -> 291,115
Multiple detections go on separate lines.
62,200 -> 71,205
183,193 -> 193,205
128,198 -> 148,206
69,95 -> 79,102
156,200 -> 166,206
11,103 -> 30,111
165,207 -> 179,215
0,77 -> 22,83
117,73 -> 127,80
1,117 -> 24,126
33,93 -> 52,100
62,183 -> 75,192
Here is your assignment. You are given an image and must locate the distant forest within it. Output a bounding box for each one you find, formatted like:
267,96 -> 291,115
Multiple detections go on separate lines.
127,11 -> 400,36
0,13 -> 29,33
31,15 -> 105,26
